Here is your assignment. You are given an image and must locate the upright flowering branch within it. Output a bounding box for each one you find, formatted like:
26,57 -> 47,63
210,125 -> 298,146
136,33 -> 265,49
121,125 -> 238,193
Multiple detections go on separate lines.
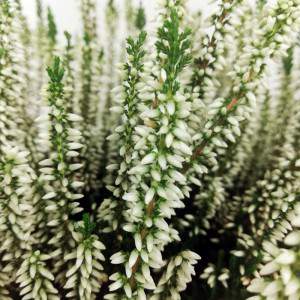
39,57 -> 84,274
63,214 -> 106,299
0,145 -> 34,297
241,49 -> 294,186
107,3 -> 198,299
99,0 -> 120,181
185,0 -> 300,177
213,1 -> 254,97
191,0 -> 241,102
150,251 -> 200,300
78,0 -> 98,124
13,0 -> 41,169
247,201 -> 300,300
16,251 -> 59,300
99,31 -> 147,233
0,0 -> 28,147
230,64 -> 300,273
0,145 -> 33,252
78,0 -> 102,191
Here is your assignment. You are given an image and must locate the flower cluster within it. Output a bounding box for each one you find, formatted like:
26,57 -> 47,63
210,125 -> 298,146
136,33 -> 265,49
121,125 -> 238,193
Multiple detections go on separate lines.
64,214 -> 106,299
99,30 -> 147,233
38,57 -> 84,251
0,145 -> 34,259
247,202 -> 300,299
151,250 -> 200,300
107,2 -> 195,298
16,250 -> 58,300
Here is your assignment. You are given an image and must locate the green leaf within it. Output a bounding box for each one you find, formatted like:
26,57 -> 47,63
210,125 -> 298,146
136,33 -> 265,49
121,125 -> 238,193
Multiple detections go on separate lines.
47,56 -> 65,83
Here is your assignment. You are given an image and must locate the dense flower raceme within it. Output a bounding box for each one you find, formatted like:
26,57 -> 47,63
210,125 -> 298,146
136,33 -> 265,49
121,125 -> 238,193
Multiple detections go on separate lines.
77,0 -> 103,191
150,250 -> 201,300
63,214 -> 106,299
0,0 -> 300,299
106,3 -> 198,299
16,250 -> 59,300
247,202 -> 300,300
35,57 -> 88,287
0,146 -> 34,258
217,48 -> 300,291
98,31 -> 147,233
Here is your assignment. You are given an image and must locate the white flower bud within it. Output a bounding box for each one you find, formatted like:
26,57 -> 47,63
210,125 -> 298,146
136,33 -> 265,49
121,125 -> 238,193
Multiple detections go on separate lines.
141,152 -> 155,165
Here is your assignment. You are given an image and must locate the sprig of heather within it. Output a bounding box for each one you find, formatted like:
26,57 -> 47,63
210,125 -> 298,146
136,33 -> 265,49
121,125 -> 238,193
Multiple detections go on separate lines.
150,251 -> 200,300
185,0 -> 300,184
204,48 -> 300,290
12,0 -> 41,168
191,0 -> 241,102
38,57 -> 84,272
247,202 -> 300,300
185,36 -> 297,245
0,145 -> 34,269
213,74 -> 300,290
231,90 -> 300,264
238,51 -> 294,187
214,1 -> 254,97
78,0 -> 98,124
99,31 -> 147,233
0,265 -> 11,300
187,87 -> 264,240
16,250 -> 59,300
106,3 -> 196,299
98,0 -> 120,179
78,0 -> 103,191
0,0 -> 30,146
63,214 -> 106,299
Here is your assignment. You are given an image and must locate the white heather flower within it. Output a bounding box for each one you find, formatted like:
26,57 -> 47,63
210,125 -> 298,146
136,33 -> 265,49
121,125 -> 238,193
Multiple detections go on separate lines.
160,68 -> 167,82
246,91 -> 256,108
110,252 -> 126,264
141,152 -> 156,165
42,191 -> 57,200
67,113 -> 83,122
123,192 -> 138,202
284,231 -> 300,246
16,251 -> 58,299
275,250 -> 295,265
129,250 -> 139,268
260,261 -> 279,276
145,188 -> 155,204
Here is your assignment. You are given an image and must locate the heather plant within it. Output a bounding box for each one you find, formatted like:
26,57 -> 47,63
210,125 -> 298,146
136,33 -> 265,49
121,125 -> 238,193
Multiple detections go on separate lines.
0,0 -> 300,299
